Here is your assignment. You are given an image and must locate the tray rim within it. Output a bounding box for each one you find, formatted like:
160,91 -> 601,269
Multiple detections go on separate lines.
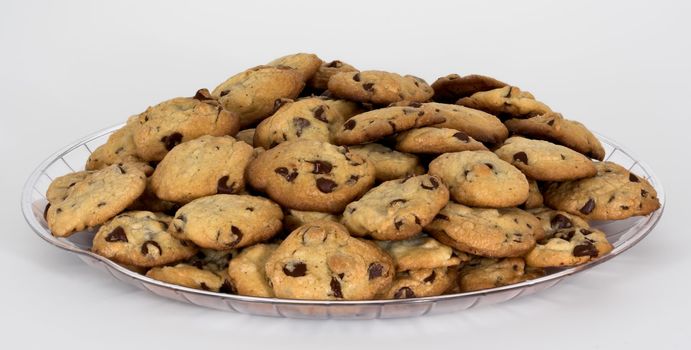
20,123 -> 666,307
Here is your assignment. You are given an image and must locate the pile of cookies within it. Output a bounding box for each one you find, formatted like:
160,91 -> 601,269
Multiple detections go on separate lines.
43,53 -> 661,300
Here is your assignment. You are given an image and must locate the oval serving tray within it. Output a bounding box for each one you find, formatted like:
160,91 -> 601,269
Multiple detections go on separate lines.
21,124 -> 665,319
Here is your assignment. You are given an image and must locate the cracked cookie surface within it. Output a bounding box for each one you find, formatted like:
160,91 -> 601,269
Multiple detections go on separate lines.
150,135 -> 254,203
428,150 -> 529,208
247,140 -> 375,213
92,211 -> 197,267
328,70 -> 434,105
341,175 -> 449,240
132,89 -> 239,161
543,161 -> 660,220
170,194 -> 283,250
425,202 -> 542,257
265,221 -> 394,300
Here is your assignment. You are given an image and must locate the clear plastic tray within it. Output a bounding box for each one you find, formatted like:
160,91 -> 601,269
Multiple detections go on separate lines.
21,124 -> 666,319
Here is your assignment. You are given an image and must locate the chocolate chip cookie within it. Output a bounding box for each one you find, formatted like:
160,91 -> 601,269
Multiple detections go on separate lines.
86,116 -> 145,170
376,236 -> 466,272
150,135 -> 254,203
458,257 -> 544,292
456,86 -> 552,119
307,60 -> 358,92
379,267 -> 457,299
494,136 -> 597,181
246,140 -> 375,213
227,243 -> 278,297
428,150 -> 529,208
543,161 -> 660,220
394,102 -> 509,144
332,105 -> 445,145
46,163 -> 147,237
92,211 -> 197,267
328,70 -> 434,105
265,221 -> 395,300
504,112 -> 606,160
395,127 -> 488,154
267,52 -> 322,81
425,202 -> 542,257
132,89 -> 239,161
253,97 -> 360,149
341,175 -> 449,240
146,263 -> 235,293
525,212 -> 613,268
347,143 -> 425,181
170,194 -> 283,249
431,74 -> 508,103
212,65 -> 304,128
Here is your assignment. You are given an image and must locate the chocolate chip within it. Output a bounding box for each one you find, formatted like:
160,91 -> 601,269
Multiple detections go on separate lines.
105,226 -> 128,242
97,202 -> 106,207
362,82 -> 374,92
547,119 -> 555,126
217,175 -> 236,194
513,151 -> 528,165
353,73 -> 361,82
453,132 -> 470,142
580,198 -> 596,215
316,178 -> 337,193
245,207 -> 254,212
423,270 -> 436,283
414,215 -> 421,225
641,189 -> 648,197
345,175 -> 360,185
308,160 -> 333,174
394,287 -> 416,299
629,173 -> 640,182
200,282 -> 210,291
621,205 -> 630,210
219,280 -> 236,294
161,132 -> 183,151
229,226 -> 243,246
417,110 -> 425,117
389,199 -> 407,206
573,242 -> 598,257
409,102 -> 422,108
116,164 -> 127,174
434,214 -> 449,221
550,214 -> 573,230
313,105 -> 327,122
421,177 -> 440,190
141,240 -> 162,256
273,98 -> 289,113
330,277 -> 343,298
192,89 -> 213,101
343,119 -> 356,130
368,263 -> 384,280
292,117 -> 311,137
394,219 -> 404,230
327,60 -> 342,68
580,228 -> 593,235
388,120 -> 397,132
219,90 -> 230,97
558,230 -> 575,241
484,163 -> 494,170
275,167 -> 298,182
283,262 -> 307,277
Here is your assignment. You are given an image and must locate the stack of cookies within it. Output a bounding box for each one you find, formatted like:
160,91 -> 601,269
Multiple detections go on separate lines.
43,53 -> 661,300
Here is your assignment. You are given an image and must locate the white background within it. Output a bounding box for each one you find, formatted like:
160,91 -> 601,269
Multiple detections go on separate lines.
1,0 -> 689,348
